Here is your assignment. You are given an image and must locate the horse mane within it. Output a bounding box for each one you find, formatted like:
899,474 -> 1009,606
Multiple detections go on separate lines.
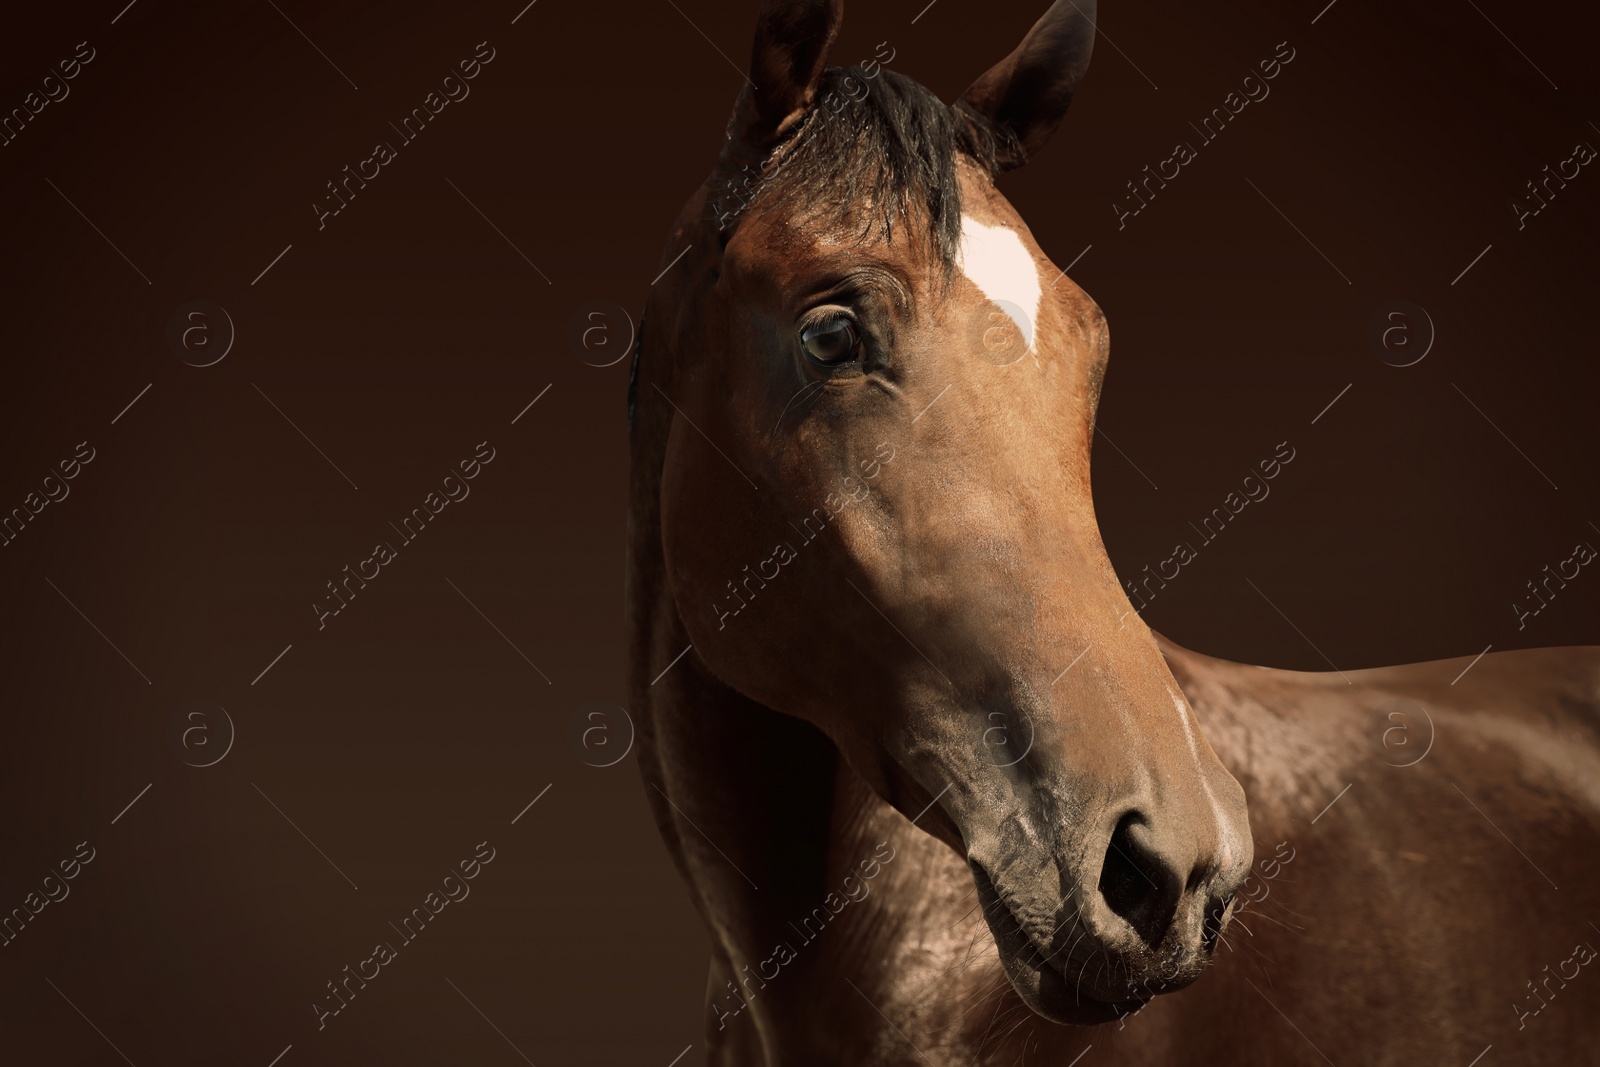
712,66 -> 1019,268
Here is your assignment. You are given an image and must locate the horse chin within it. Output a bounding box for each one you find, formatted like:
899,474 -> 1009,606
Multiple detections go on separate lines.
1007,968 -> 1145,1027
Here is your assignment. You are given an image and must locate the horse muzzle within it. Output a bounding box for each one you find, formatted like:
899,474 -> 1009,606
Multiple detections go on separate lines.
967,785 -> 1252,1024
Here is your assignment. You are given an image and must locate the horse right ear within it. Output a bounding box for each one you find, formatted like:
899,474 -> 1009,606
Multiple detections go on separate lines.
728,0 -> 844,152
958,0 -> 1096,170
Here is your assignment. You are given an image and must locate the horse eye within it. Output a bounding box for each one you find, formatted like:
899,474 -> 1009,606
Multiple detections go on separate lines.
799,318 -> 861,366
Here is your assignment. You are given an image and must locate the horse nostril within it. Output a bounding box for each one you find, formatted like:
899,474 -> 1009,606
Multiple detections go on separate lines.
1097,812 -> 1180,948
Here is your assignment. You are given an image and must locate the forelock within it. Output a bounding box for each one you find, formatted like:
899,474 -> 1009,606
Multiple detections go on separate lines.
710,67 -> 1019,273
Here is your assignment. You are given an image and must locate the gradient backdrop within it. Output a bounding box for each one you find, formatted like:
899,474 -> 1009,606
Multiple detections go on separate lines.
1,0 -> 1596,1063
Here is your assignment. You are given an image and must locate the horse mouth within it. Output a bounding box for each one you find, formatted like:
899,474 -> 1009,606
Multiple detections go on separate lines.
970,863 -> 1148,1025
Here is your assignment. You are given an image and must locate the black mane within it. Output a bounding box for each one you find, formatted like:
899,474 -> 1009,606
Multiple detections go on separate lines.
711,66 -> 1017,268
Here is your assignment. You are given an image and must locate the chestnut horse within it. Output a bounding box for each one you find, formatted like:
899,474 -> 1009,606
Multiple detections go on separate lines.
626,2 -> 1600,1062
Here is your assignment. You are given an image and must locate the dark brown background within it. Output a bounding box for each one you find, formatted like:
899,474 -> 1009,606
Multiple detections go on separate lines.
1,0 -> 1595,1063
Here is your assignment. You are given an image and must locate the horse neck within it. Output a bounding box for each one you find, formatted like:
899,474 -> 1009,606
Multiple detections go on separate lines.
624,302 -> 993,1031
626,303 -> 846,944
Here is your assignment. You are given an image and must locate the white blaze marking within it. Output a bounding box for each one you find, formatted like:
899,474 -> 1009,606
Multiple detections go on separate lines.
958,216 -> 1042,352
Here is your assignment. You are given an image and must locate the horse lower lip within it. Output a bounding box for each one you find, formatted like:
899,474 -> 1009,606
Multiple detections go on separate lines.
972,866 -> 1048,960
973,865 -> 1104,1000
971,864 -> 1154,1008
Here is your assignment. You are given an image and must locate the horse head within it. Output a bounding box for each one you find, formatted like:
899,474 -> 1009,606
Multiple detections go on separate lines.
638,0 -> 1252,1023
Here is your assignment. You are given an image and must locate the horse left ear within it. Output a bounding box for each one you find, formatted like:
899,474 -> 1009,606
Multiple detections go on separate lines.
730,0 -> 845,151
958,0 -> 1096,169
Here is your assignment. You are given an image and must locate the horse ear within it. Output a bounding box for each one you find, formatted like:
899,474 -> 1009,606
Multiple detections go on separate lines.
730,0 -> 845,150
958,0 -> 1096,169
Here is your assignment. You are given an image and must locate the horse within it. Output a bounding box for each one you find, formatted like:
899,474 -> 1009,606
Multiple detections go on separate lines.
625,2 -> 1600,1062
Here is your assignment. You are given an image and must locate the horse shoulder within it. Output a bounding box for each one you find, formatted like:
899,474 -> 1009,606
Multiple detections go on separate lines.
1153,639 -> 1600,1064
